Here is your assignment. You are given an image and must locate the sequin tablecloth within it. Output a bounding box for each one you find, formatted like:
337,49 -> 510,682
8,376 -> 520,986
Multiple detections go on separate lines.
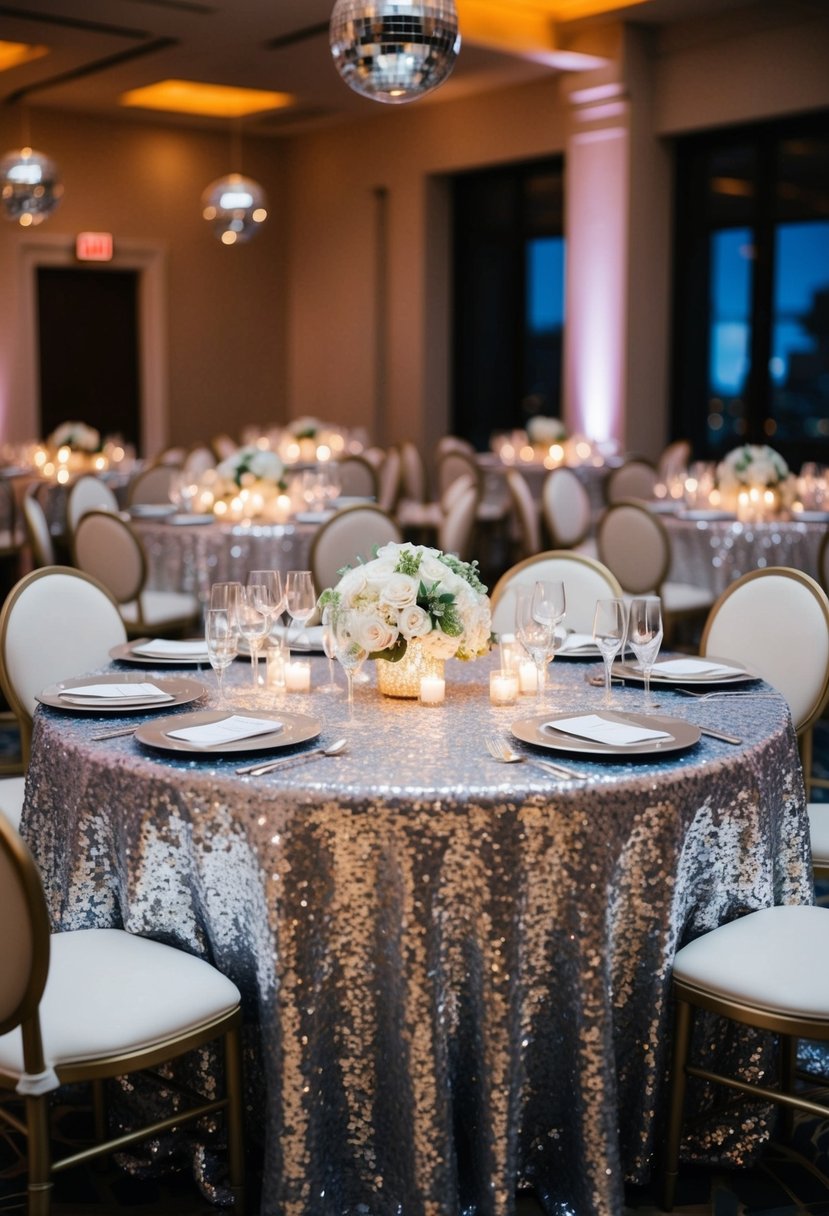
133,517 -> 318,601
665,514 -> 828,597
21,653 -> 811,1216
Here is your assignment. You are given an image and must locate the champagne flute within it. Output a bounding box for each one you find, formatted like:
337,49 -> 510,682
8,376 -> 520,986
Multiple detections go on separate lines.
238,588 -> 269,693
329,604 -> 368,717
318,605 -> 343,695
592,598 -> 627,707
248,569 -> 287,682
205,608 -> 238,709
210,581 -> 242,629
628,596 -> 664,709
515,583 -> 556,708
285,570 -> 316,653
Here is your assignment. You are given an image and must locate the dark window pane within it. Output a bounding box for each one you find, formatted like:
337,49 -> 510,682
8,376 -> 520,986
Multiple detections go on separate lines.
770,220 -> 829,440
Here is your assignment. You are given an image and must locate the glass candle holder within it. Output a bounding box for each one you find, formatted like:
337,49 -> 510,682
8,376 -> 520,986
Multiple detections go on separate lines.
418,675 -> 445,706
518,660 -> 538,693
285,659 -> 311,692
490,669 -> 519,706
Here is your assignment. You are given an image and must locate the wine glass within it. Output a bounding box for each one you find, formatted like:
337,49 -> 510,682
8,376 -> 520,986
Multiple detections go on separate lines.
628,596 -> 664,709
248,569 -> 286,681
530,579 -> 566,689
592,598 -> 627,707
210,581 -> 242,629
285,570 -> 316,653
515,583 -> 558,708
205,608 -> 238,709
329,605 -> 368,716
318,605 -> 343,695
237,588 -> 270,693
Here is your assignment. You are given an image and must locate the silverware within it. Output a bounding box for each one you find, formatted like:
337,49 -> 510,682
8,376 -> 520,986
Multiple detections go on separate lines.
696,725 -> 743,745
91,726 -> 139,741
673,688 -> 777,701
236,737 -> 348,777
485,735 -> 588,781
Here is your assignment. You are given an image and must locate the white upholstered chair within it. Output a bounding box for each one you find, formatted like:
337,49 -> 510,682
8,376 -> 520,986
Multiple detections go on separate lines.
604,458 -> 659,504
0,812 -> 245,1216
182,444 -> 216,478
541,467 -> 593,551
72,512 -> 200,638
661,904 -> 829,1211
490,550 -> 622,636
596,501 -> 714,643
335,455 -> 378,500
657,439 -> 691,485
0,566 -> 127,766
65,475 -> 119,535
437,482 -> 480,562
126,463 -> 179,506
376,446 -> 403,513
505,468 -> 541,559
309,504 -> 401,594
399,440 -> 428,504
21,489 -> 55,569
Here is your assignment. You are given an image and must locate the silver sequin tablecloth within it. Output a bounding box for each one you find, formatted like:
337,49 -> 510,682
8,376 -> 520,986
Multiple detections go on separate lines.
666,514 -> 827,597
21,654 -> 811,1216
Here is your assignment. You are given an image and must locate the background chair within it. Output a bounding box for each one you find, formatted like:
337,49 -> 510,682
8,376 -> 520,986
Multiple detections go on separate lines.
437,481 -> 480,562
335,455 -> 378,500
399,440 -> 428,505
541,466 -> 594,552
376,446 -> 403,514
604,458 -> 659,504
126,463 -> 179,506
0,812 -> 245,1216
309,504 -> 401,593
21,488 -> 55,569
657,439 -> 691,485
65,474 -> 119,535
182,444 -> 216,479
596,500 -> 714,644
0,566 -> 127,767
72,512 -> 200,638
505,468 -> 541,560
490,550 -> 622,635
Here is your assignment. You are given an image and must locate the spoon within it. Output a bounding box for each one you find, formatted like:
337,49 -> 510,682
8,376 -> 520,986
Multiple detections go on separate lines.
236,737 -> 347,777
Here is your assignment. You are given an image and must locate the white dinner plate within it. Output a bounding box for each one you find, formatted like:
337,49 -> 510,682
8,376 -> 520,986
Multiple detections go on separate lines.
135,708 -> 321,755
793,510 -> 829,523
110,639 -> 211,666
615,656 -> 758,686
166,513 -> 215,526
129,503 -> 176,519
37,674 -> 206,713
511,711 -> 700,757
678,509 -> 737,522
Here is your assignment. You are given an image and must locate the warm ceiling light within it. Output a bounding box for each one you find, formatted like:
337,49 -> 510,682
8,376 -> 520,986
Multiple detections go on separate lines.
0,41 -> 48,73
120,80 -> 294,119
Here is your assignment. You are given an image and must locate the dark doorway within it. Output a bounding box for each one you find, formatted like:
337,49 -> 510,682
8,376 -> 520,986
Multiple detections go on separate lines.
37,267 -> 141,449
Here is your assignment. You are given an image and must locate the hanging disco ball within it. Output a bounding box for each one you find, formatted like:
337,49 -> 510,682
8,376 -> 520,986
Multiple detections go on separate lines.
0,146 -> 63,227
329,0 -> 461,105
201,173 -> 268,245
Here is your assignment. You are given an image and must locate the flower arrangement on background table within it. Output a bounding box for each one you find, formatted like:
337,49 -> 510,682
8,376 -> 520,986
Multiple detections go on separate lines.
715,444 -> 797,519
209,445 -> 290,521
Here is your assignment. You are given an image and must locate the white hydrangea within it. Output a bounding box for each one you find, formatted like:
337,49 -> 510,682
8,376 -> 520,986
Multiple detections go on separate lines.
526,415 -> 566,445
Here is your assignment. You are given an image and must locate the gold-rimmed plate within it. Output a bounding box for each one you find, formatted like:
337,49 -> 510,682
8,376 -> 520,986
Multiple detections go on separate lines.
135,708 -> 321,755
511,711 -> 700,758
37,674 -> 206,714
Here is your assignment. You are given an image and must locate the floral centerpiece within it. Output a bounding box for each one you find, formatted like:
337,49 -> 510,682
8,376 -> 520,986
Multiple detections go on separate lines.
526,415 -> 567,448
287,415 -> 321,441
48,420 -> 101,453
319,541 -> 492,696
211,444 -> 287,520
715,444 -> 797,517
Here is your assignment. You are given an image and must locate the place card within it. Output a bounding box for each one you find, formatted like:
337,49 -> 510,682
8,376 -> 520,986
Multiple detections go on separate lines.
544,714 -> 673,746
166,715 -> 282,746
59,682 -> 172,703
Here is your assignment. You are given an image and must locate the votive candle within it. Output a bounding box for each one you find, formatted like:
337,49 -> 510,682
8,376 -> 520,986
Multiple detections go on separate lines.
518,660 -> 538,693
419,675 -> 445,705
285,660 -> 311,692
490,670 -> 519,706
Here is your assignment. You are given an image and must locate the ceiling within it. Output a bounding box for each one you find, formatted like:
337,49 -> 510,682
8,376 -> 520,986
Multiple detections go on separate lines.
0,0 -> 805,138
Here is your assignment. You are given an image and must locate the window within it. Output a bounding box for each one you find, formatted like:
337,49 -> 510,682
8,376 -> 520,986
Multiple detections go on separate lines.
672,112 -> 829,467
452,159 -> 565,449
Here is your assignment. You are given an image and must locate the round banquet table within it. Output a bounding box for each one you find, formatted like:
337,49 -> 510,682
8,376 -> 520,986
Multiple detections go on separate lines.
476,454 -> 610,514
133,516 -> 321,600
664,512 -> 828,597
21,651 -> 811,1216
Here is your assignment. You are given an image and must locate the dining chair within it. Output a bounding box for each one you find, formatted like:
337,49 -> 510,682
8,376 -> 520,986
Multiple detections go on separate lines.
434,435 -> 475,460
435,449 -> 481,500
335,455 -> 378,500
0,811 -> 245,1216
396,472 -> 476,543
699,566 -> 829,873
126,463 -> 179,506
71,511 -> 200,638
399,440 -> 428,504
65,474 -> 119,535
819,527 -> 829,599
541,466 -> 593,551
489,550 -> 622,635
505,468 -> 541,559
437,481 -> 480,562
657,439 -> 691,485
309,504 -> 401,593
376,445 -> 403,513
210,432 -> 237,461
595,500 -> 714,644
182,444 -> 216,479
0,566 -> 127,766
21,489 -> 55,568
604,458 -> 659,504
0,478 -> 24,563
661,904 -> 829,1211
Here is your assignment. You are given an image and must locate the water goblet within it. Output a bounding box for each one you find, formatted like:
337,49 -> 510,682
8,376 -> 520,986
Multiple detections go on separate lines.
238,588 -> 270,693
515,583 -> 557,708
531,579 -> 566,689
592,597 -> 627,707
248,569 -> 286,680
205,608 -> 238,709
329,605 -> 368,717
285,570 -> 316,653
210,581 -> 242,629
628,596 -> 664,709
318,605 -> 343,695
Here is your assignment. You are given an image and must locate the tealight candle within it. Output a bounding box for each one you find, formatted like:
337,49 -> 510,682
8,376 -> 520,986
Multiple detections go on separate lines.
266,647 -> 286,689
419,675 -> 445,705
518,660 -> 538,693
285,660 -> 311,692
490,670 -> 519,706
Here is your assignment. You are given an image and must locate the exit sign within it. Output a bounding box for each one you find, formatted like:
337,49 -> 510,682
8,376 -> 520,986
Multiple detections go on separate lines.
75,231 -> 114,262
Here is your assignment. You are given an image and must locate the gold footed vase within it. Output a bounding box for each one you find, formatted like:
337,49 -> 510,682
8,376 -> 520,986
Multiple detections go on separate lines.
375,640 -> 445,698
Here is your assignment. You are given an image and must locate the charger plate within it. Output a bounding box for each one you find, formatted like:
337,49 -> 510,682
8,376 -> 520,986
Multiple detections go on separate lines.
37,674 -> 205,713
511,710 -> 700,758
616,655 -> 758,686
110,639 -> 211,666
135,708 -> 320,755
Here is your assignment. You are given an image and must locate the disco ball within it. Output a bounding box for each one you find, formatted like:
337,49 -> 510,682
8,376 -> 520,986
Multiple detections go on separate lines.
329,0 -> 461,105
0,146 -> 63,227
201,173 -> 268,245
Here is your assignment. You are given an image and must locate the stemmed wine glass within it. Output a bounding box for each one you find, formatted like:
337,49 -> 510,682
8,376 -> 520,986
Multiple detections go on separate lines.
515,581 -> 564,708
238,588 -> 270,693
329,605 -> 368,717
529,579 -> 566,690
210,581 -> 242,626
285,570 -> 316,654
592,598 -> 627,707
205,608 -> 238,709
318,605 -> 343,695
628,596 -> 664,709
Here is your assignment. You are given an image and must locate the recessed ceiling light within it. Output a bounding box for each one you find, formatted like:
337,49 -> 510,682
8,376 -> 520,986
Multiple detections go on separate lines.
120,79 -> 294,118
0,41 -> 49,73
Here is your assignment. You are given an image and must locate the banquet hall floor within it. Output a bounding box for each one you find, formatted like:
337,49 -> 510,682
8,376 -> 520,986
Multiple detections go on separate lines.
1,724 -> 828,1216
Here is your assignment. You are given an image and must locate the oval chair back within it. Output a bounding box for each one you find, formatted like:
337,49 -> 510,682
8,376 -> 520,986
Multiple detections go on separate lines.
542,467 -> 592,549
505,468 -> 541,558
336,455 -> 378,500
596,501 -> 670,595
310,505 -> 401,595
435,450 -> 481,499
21,488 -> 55,568
127,463 -> 178,506
438,483 -> 480,562
490,551 -> 622,636
66,475 -> 119,535
377,447 -> 403,513
604,459 -> 658,504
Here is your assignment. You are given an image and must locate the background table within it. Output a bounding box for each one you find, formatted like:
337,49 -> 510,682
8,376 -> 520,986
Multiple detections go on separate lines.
665,513 -> 827,597
21,653 -> 811,1216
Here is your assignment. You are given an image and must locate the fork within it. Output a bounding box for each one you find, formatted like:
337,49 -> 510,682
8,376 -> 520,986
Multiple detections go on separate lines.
672,689 -> 779,701
485,736 -> 588,781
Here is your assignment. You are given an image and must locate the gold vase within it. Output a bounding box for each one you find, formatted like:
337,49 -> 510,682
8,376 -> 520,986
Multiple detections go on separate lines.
375,640 -> 445,698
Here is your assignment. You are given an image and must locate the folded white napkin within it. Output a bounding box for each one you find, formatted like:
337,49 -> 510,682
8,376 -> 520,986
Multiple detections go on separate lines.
558,632 -> 597,653
271,624 -> 325,650
544,714 -> 673,746
133,639 -> 210,658
166,714 -> 282,746
651,659 -> 744,678
59,682 -> 172,703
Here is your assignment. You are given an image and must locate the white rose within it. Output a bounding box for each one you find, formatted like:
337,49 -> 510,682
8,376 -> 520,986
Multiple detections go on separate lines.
336,566 -> 368,604
399,605 -> 432,639
379,573 -> 418,610
421,628 -> 459,659
355,613 -> 398,654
